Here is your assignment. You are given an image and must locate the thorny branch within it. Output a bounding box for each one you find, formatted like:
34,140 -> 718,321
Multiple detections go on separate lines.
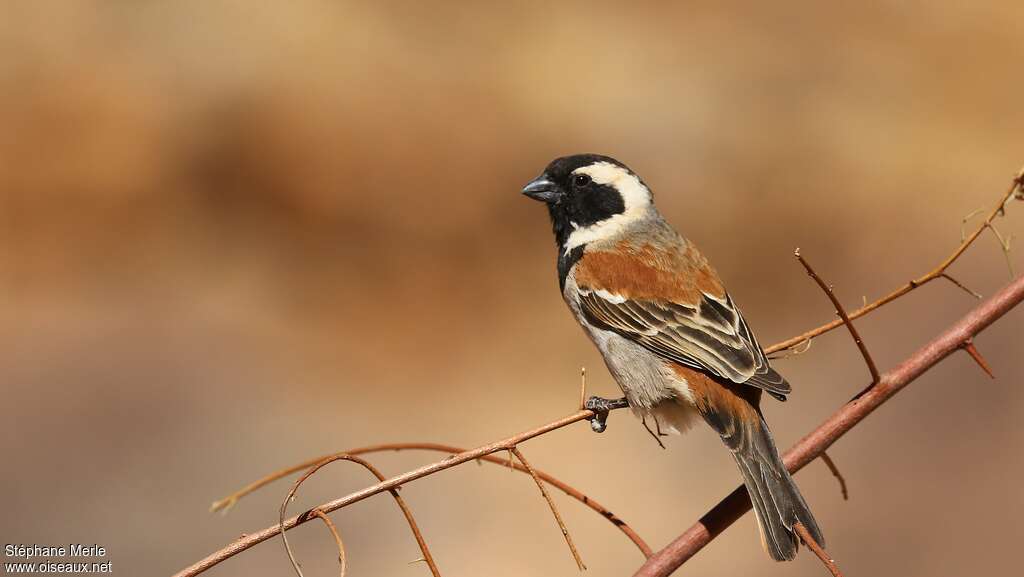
633,274 -> 1024,577
176,170 -> 1021,577
765,168 -> 1022,354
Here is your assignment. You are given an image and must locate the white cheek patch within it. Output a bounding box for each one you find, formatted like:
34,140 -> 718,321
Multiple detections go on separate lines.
563,162 -> 653,253
574,162 -> 651,212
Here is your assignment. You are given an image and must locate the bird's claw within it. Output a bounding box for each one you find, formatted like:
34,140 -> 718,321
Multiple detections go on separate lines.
584,396 -> 629,433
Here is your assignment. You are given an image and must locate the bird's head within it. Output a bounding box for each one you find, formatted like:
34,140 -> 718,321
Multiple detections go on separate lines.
522,154 -> 653,250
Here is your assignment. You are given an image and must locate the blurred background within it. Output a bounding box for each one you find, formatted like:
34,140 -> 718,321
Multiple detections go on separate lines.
2,2 -> 1022,576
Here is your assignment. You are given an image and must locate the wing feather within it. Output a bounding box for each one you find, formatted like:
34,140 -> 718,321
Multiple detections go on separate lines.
579,288 -> 790,398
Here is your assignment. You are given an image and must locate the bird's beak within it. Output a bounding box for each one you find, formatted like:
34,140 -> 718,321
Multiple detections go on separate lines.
522,175 -> 561,204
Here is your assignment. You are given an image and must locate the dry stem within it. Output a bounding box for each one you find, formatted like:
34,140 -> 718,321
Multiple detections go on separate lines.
794,522 -> 843,577
311,510 -> 347,577
175,411 -> 630,577
819,452 -> 848,501
510,446 -> 586,570
795,249 -> 880,384
766,169 -> 1022,354
210,442 -> 651,558
278,454 -> 440,577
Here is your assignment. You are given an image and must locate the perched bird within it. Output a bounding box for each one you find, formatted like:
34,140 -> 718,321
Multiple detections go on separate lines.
522,154 -> 824,561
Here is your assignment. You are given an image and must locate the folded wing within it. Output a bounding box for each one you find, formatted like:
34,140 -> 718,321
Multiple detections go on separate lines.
579,287 -> 790,399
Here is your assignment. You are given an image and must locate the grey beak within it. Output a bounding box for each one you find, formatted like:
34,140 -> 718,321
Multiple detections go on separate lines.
522,175 -> 561,203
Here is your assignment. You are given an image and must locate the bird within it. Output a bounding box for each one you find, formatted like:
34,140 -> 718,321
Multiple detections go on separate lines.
521,153 -> 824,561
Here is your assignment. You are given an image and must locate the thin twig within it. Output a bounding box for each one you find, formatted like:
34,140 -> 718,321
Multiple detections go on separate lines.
767,169 -> 1022,354
278,454 -> 441,577
960,206 -> 986,242
175,408 -> 634,577
633,274 -> 1024,577
212,442 -> 651,558
510,446 -> 586,571
311,510 -> 347,577
579,367 -> 587,410
939,273 -> 983,299
985,223 -> 1016,278
795,249 -> 881,384
767,337 -> 812,360
819,452 -> 848,501
794,522 -> 843,577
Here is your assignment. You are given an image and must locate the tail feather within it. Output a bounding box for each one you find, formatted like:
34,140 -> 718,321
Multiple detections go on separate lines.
732,415 -> 825,561
681,369 -> 825,561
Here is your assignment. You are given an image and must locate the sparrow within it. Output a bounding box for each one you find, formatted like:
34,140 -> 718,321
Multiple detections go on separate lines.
522,154 -> 824,561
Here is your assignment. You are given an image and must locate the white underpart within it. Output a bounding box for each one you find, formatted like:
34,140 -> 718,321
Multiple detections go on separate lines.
563,162 -> 653,254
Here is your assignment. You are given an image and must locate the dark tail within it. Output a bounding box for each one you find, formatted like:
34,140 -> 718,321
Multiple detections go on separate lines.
730,415 -> 825,561
688,372 -> 825,561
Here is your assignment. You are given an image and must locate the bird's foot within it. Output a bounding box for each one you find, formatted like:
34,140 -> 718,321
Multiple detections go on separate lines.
584,396 -> 629,433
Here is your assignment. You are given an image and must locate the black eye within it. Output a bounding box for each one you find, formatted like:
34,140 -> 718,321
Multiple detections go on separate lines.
573,174 -> 591,187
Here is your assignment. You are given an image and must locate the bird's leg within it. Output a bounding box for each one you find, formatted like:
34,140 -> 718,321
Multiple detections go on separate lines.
640,416 -> 667,449
584,396 -> 629,433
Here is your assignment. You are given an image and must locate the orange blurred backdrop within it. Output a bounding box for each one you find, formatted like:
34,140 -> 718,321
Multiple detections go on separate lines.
1,2 -> 1022,576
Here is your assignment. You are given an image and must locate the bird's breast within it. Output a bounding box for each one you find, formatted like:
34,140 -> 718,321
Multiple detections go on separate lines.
562,267 -> 678,410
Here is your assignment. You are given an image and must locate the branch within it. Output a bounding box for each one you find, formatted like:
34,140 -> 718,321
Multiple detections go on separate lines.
795,249 -> 880,383
209,442 -> 652,558
766,168 -> 1022,354
279,454 -> 440,577
633,274 -> 1024,577
794,523 -> 843,577
818,452 -> 848,501
510,446 -> 586,570
174,410 -> 634,577
311,510 -> 347,577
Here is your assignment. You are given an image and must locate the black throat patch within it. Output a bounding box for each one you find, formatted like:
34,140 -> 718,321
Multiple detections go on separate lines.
533,153 -> 638,291
557,244 -> 585,290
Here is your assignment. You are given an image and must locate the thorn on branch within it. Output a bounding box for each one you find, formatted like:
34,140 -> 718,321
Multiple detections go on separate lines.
795,249 -> 881,384
794,522 -> 844,577
939,273 -> 983,300
767,169 -> 1021,355
509,446 -> 587,571
961,340 -> 995,379
819,452 -> 848,501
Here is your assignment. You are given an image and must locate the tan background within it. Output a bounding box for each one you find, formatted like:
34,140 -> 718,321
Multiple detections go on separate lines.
2,2 -> 1023,576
